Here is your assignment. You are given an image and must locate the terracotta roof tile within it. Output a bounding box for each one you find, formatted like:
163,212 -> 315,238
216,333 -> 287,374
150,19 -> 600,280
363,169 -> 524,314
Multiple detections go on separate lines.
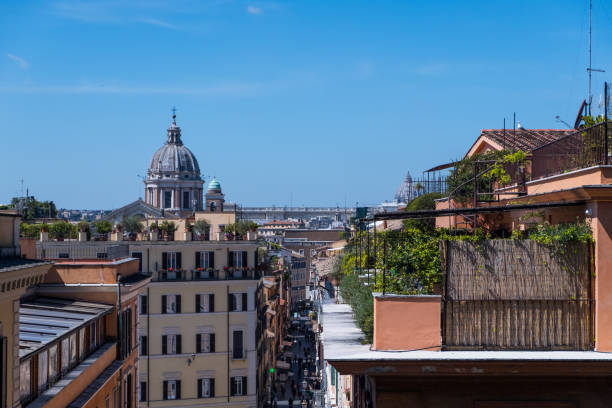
480,129 -> 574,152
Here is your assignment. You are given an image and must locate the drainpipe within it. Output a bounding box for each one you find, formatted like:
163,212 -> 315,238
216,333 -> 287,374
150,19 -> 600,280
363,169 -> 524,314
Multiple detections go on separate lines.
117,273 -> 123,360
227,284 -> 230,403
147,285 -> 150,408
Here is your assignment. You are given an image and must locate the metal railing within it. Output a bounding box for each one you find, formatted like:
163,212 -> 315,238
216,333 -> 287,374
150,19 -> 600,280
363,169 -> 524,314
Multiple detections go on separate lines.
531,122 -> 610,180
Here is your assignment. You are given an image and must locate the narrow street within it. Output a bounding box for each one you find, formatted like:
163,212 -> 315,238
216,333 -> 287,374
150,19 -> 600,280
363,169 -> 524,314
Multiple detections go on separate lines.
269,308 -> 320,408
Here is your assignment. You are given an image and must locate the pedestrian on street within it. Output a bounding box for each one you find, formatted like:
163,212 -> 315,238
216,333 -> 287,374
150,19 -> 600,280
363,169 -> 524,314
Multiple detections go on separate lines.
288,397 -> 293,407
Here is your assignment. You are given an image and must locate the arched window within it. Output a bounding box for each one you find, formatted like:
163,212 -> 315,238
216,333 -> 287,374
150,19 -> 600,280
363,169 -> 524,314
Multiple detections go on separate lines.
210,202 -> 216,212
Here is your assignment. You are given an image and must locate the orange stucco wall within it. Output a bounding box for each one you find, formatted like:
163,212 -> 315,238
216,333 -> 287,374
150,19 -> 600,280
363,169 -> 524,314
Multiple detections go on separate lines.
20,238 -> 37,259
527,166 -> 612,195
43,343 -> 117,408
373,295 -> 441,351
45,259 -> 139,284
592,201 -> 612,351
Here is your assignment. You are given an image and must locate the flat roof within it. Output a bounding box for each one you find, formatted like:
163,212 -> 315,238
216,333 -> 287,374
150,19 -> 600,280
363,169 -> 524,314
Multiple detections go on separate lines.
19,297 -> 113,359
320,299 -> 612,363
0,258 -> 50,273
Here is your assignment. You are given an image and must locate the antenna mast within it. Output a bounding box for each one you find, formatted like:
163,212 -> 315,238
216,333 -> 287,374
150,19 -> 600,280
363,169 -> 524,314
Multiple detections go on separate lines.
587,0 -> 605,116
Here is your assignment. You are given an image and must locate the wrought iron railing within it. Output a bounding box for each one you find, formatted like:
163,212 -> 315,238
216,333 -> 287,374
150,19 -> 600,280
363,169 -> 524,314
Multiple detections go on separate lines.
531,122 -> 610,180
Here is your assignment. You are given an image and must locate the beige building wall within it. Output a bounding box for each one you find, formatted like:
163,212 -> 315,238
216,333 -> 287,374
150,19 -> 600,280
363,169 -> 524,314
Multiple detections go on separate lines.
133,241 -> 259,408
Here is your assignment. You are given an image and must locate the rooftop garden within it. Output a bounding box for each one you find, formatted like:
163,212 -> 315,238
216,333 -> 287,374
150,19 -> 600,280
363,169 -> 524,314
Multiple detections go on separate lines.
335,194 -> 594,344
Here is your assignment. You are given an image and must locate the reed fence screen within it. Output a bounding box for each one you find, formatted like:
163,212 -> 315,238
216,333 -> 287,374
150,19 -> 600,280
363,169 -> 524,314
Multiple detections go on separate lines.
441,240 -> 593,350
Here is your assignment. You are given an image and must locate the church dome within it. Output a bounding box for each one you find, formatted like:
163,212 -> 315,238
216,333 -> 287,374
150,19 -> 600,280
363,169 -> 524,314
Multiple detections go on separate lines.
148,113 -> 201,179
394,171 -> 414,203
207,178 -> 221,192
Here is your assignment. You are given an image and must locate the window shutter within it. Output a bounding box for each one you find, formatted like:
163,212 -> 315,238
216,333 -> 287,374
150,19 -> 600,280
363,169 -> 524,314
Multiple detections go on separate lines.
163,381 -> 168,400
210,333 -> 215,353
176,252 -> 182,269
230,377 -> 236,396
209,294 -> 215,312
162,335 -> 167,355
161,295 -> 167,314
195,252 -> 201,269
228,251 -> 234,267
176,335 -> 182,354
197,379 -> 202,398
195,294 -> 201,313
162,252 -> 168,270
176,380 -> 181,399
243,376 -> 248,395
209,252 -> 215,268
228,293 -> 234,312
210,378 -> 215,397
176,295 -> 181,313
242,293 -> 248,311
196,334 -> 201,353
242,251 -> 248,267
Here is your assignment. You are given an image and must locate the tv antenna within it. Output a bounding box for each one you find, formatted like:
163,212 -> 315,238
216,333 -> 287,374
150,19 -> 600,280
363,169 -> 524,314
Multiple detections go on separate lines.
587,0 -> 605,115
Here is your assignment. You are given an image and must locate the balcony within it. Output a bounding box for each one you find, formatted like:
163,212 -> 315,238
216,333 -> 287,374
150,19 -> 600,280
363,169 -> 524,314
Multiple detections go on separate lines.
154,268 -> 262,282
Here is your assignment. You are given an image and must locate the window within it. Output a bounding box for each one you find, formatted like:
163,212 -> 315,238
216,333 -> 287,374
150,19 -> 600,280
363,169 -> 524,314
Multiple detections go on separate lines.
229,251 -> 248,268
97,252 -> 108,259
196,294 -> 214,313
161,252 -> 182,278
299,249 -> 304,256
162,334 -> 181,355
196,333 -> 215,353
230,376 -> 247,396
162,294 -> 181,314
140,336 -> 148,356
183,191 -> 190,209
90,322 -> 97,350
228,293 -> 248,312
139,382 -> 147,402
79,328 -> 86,359
20,359 -> 31,400
58,253 -> 69,259
195,251 -> 215,270
113,386 -> 119,408
163,380 -> 181,400
139,295 -> 147,315
70,333 -> 77,366
105,395 -> 110,408
61,337 -> 70,372
198,378 -> 215,398
48,344 -> 58,382
164,191 -> 172,209
232,330 -> 244,359
38,350 -> 48,392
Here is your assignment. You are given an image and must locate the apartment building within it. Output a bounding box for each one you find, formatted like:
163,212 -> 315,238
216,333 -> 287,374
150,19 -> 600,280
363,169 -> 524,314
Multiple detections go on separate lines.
33,238 -> 263,408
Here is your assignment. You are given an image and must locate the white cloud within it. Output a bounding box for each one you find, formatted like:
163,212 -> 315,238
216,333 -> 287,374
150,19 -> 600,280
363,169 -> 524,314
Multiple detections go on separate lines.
6,54 -> 29,69
247,5 -> 262,15
414,63 -> 449,76
0,81 -> 269,96
136,17 -> 177,29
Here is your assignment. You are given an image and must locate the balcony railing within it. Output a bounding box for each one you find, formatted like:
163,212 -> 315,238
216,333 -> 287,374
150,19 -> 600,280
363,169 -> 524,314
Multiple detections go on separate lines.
531,122 -> 610,180
155,268 -> 262,282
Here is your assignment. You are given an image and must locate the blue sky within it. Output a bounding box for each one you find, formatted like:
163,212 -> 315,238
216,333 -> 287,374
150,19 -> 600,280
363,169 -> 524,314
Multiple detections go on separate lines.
1,0 -> 611,209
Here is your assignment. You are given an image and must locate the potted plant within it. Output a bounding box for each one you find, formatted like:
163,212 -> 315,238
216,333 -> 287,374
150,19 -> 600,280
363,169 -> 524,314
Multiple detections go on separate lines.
193,219 -> 210,241
121,216 -> 143,241
92,220 -> 112,241
77,221 -> 90,241
149,222 -> 159,241
160,221 -> 177,241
